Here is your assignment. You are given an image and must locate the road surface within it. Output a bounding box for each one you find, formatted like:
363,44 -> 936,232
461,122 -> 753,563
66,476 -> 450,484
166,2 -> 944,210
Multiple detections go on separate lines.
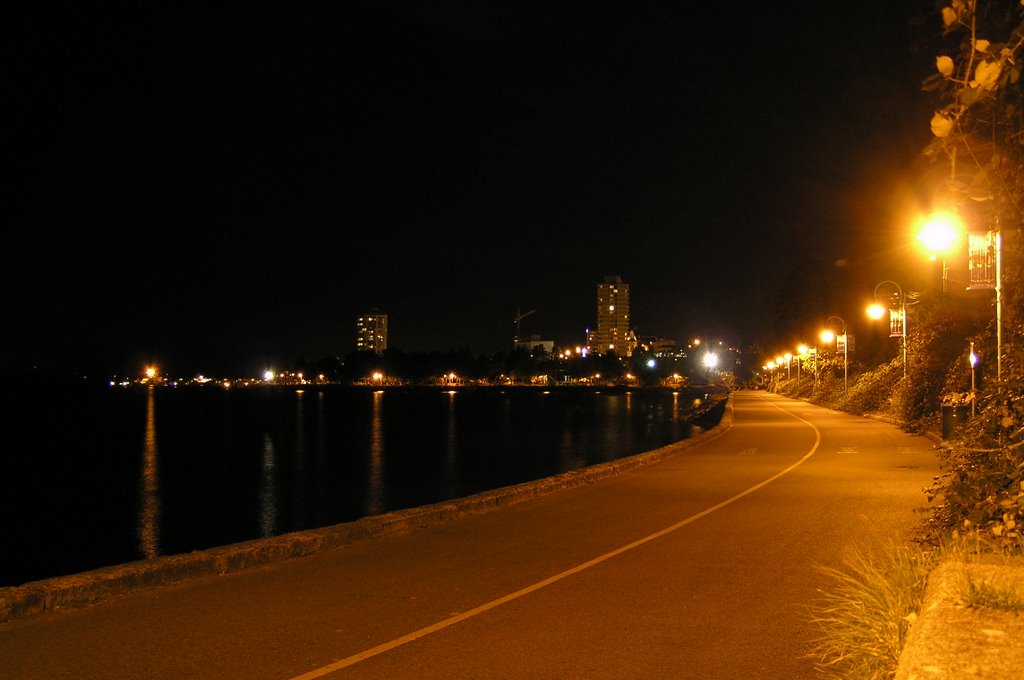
0,392 -> 940,678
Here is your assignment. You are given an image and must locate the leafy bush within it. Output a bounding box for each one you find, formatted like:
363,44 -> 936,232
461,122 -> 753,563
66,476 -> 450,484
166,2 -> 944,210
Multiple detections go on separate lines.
926,443 -> 1023,552
840,359 -> 903,416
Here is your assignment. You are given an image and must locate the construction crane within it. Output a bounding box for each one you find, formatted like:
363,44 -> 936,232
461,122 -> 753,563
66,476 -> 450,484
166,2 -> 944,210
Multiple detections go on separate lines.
513,308 -> 536,344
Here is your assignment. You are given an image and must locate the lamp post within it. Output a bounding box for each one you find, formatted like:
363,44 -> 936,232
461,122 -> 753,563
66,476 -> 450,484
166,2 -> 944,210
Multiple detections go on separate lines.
919,210 -> 1002,382
866,280 -> 907,378
820,316 -> 848,394
996,223 -> 1003,381
969,341 -> 978,418
916,211 -> 964,294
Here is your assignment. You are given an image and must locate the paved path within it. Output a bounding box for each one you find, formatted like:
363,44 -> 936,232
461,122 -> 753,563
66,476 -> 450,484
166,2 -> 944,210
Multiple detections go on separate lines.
0,392 -> 940,678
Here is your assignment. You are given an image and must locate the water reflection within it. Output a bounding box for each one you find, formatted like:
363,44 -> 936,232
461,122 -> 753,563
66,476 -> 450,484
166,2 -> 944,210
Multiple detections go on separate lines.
314,391 -> 327,514
445,391 -> 457,497
137,386 -> 161,559
366,390 -> 385,515
293,390 -> 306,526
259,433 -> 277,537
600,394 -> 623,461
14,384 -> 721,587
559,401 -> 583,473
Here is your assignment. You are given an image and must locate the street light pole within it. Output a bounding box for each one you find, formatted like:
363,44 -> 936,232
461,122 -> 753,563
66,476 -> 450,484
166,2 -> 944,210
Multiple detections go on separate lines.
822,316 -> 848,394
995,221 -> 1002,382
868,280 -> 907,378
969,341 -> 977,418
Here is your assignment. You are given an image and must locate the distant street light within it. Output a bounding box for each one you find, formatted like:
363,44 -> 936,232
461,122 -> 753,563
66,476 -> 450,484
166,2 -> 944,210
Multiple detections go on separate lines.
866,280 -> 907,378
820,316 -> 848,393
796,344 -> 808,384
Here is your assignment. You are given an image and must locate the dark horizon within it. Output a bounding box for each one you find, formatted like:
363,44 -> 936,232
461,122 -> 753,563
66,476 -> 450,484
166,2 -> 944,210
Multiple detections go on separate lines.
7,2 -> 945,377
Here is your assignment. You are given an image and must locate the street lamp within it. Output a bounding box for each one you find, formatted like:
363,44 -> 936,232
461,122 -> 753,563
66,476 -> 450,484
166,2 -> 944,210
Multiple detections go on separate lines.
866,280 -> 907,378
918,209 -> 1003,381
796,344 -> 808,385
820,316 -> 848,393
916,210 -> 964,293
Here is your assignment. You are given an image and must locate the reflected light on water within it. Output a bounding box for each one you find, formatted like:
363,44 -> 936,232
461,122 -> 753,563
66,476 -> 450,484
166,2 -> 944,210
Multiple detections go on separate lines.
293,390 -> 307,526
367,391 -> 384,515
445,390 -> 457,497
138,386 -> 162,559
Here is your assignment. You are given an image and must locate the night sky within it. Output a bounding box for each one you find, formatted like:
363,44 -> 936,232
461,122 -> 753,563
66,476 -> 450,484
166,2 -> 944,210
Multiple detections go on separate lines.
7,2 -> 944,376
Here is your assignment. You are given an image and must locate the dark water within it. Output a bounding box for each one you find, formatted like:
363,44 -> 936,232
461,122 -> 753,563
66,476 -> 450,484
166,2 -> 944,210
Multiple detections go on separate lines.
1,381 -> 724,586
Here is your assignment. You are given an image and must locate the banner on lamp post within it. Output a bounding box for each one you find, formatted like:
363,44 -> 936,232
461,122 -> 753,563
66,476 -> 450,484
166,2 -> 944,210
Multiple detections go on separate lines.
968,230 -> 996,290
889,308 -> 904,338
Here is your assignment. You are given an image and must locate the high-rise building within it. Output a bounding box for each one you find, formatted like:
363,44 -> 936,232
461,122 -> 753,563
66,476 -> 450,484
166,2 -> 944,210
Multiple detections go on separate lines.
356,309 -> 388,353
594,275 -> 631,356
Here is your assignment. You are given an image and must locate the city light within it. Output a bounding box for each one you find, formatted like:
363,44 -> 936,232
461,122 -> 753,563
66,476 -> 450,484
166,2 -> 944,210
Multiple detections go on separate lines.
702,352 -> 719,369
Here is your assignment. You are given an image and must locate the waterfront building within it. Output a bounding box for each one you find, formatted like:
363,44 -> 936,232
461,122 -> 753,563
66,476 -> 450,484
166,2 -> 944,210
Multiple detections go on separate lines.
356,309 -> 388,353
514,335 -> 555,356
593,275 -> 632,357
641,336 -> 679,356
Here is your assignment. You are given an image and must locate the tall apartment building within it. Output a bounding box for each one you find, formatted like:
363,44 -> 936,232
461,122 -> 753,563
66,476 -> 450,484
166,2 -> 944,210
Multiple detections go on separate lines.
356,309 -> 388,353
594,275 -> 631,356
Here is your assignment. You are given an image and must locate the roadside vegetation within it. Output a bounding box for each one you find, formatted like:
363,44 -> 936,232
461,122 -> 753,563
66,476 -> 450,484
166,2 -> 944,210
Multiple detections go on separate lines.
780,1 -> 1024,676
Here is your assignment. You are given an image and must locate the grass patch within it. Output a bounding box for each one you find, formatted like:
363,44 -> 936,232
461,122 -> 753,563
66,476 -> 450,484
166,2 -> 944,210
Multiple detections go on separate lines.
806,542 -> 937,679
962,573 -> 1024,613
945,533 -> 1024,614
808,534 -> 1024,678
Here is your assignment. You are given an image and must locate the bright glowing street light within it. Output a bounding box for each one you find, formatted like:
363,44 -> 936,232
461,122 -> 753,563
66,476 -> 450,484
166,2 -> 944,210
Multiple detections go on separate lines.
916,211 -> 963,253
702,352 -> 719,369
916,210 -> 965,293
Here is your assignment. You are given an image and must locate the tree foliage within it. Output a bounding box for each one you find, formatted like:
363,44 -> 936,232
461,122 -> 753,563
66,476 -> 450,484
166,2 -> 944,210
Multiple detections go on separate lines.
921,0 -> 1023,551
924,0 -> 1023,211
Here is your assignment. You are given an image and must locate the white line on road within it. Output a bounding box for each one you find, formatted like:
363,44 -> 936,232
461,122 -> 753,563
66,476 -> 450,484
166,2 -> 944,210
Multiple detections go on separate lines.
289,395 -> 820,679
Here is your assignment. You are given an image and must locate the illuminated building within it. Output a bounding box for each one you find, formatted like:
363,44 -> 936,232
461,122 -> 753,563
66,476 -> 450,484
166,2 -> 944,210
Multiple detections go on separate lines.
593,275 -> 631,356
356,309 -> 388,353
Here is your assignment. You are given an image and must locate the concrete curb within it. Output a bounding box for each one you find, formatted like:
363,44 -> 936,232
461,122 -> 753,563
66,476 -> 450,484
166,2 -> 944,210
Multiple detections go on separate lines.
1,396 -> 733,623
895,560 -> 1024,679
